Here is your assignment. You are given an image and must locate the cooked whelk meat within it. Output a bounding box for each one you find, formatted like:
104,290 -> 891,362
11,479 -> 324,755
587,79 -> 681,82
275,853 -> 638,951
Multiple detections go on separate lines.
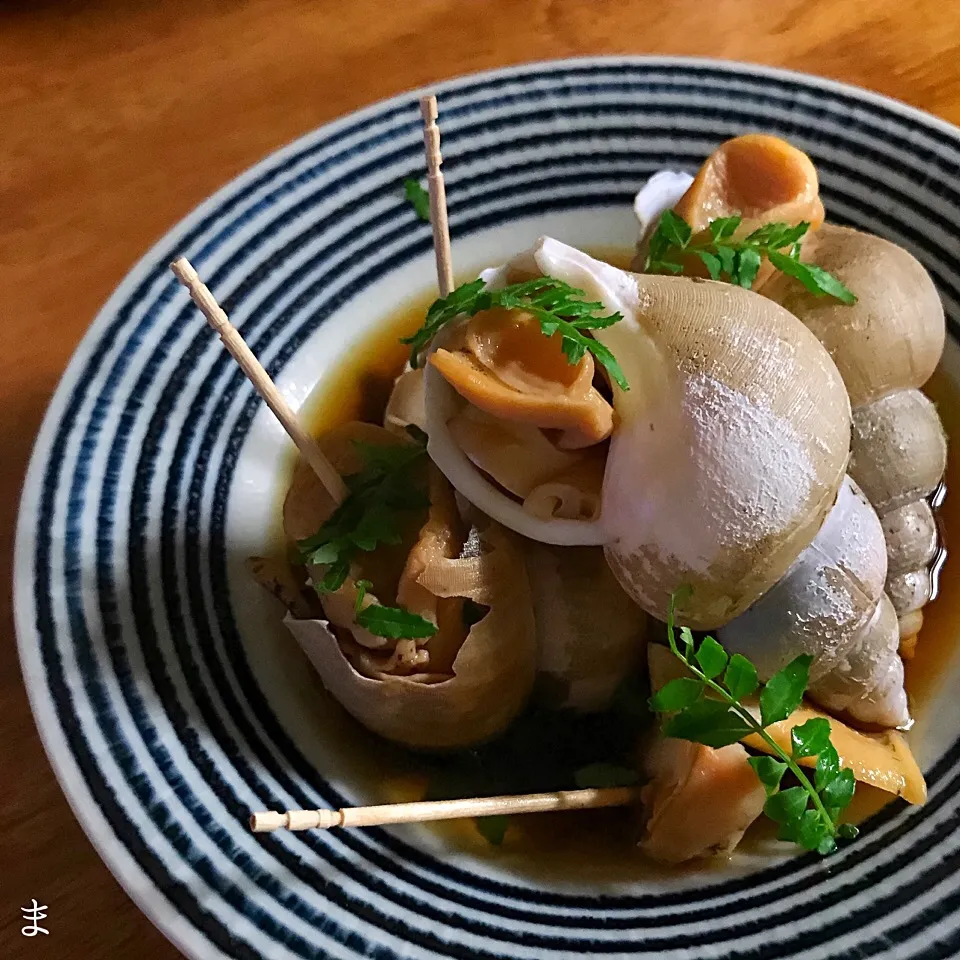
639,738 -> 766,863
279,421 -> 537,750
430,307 -> 614,449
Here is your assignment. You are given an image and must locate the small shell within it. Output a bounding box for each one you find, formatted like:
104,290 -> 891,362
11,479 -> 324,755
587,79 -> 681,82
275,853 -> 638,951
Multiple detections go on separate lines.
285,518 -> 537,751
280,421 -> 537,749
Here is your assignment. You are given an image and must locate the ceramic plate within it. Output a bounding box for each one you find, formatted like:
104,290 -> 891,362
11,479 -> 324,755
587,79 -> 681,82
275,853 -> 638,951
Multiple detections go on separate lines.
15,57 -> 960,959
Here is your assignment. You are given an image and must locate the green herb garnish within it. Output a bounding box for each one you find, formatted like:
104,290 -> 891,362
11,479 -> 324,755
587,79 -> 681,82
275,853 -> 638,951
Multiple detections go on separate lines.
297,431 -> 437,640
401,276 -> 629,391
645,211 -> 857,305
353,579 -> 437,640
648,590 -> 857,855
404,178 -> 431,222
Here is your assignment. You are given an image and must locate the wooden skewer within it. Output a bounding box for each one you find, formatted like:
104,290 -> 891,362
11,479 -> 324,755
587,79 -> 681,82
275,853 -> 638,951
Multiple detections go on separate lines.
419,94 -> 455,297
250,787 -> 640,833
170,257 -> 348,505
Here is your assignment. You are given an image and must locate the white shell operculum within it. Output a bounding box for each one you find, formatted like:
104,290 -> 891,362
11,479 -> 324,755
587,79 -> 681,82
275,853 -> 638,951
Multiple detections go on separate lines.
633,171 -> 695,243
427,238 -> 851,629
522,543 -> 647,712
719,476 -> 909,728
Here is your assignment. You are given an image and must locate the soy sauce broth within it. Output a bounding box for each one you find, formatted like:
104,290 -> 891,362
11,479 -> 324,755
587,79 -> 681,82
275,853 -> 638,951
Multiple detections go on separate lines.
287,252 -> 957,874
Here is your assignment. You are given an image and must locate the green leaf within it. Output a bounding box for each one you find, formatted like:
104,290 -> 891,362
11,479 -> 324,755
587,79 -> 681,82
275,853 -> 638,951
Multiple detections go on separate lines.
814,742 -> 841,792
656,210 -> 693,249
735,247 -> 763,288
664,699 -> 753,748
759,654 -> 812,727
561,335 -> 587,366
694,635 -> 729,679
790,717 -> 832,760
317,556 -> 351,592
573,763 -> 640,788
304,542 -> 342,566
641,212 -> 855,304
475,815 -> 509,846
796,808 -> 830,851
820,768 -> 856,811
716,245 -> 737,277
678,626 -> 696,660
748,755 -> 788,795
355,603 -> 437,639
696,250 -> 723,280
745,221 -> 810,249
764,785 -> 809,825
403,178 -> 431,221
648,677 -> 704,713
724,654 -> 759,699
767,251 -> 857,304
817,835 -> 838,855
709,216 -> 741,242
584,337 -> 630,392
837,823 -> 859,840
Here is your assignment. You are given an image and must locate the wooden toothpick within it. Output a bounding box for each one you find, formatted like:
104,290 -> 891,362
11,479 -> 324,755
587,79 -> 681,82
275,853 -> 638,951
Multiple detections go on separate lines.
250,787 -> 640,833
419,95 -> 455,297
170,257 -> 348,505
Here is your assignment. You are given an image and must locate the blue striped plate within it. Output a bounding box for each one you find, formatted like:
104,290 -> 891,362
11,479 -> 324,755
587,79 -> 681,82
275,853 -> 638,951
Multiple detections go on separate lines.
15,57 -> 960,959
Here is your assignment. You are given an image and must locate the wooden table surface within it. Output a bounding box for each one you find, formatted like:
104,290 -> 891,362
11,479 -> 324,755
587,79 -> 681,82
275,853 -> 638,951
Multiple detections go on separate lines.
2,0 -> 959,956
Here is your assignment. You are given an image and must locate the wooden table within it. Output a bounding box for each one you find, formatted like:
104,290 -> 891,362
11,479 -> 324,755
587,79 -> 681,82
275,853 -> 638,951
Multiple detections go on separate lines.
1,1 -> 957,956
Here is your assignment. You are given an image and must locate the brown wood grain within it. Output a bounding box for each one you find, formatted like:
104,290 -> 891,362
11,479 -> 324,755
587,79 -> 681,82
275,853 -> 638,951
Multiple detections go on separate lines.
2,1 -> 959,956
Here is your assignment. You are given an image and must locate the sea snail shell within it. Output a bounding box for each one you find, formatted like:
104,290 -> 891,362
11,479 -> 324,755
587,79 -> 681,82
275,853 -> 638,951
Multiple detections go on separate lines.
761,224 -> 947,637
424,237 -> 852,631
718,477 -> 907,726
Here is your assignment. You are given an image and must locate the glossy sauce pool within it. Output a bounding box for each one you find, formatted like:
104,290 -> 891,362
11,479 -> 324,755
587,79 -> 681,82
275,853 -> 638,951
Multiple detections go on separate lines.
285,253 -> 957,876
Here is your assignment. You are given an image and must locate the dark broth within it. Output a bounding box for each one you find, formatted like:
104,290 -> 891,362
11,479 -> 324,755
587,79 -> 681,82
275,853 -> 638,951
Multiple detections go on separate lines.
291,252 -> 958,872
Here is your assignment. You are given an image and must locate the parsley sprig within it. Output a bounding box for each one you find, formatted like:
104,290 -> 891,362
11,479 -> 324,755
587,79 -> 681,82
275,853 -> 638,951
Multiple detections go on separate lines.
645,211 -> 857,305
353,579 -> 438,640
297,429 -> 437,640
403,178 -> 430,222
401,276 -> 629,391
649,591 -> 858,855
